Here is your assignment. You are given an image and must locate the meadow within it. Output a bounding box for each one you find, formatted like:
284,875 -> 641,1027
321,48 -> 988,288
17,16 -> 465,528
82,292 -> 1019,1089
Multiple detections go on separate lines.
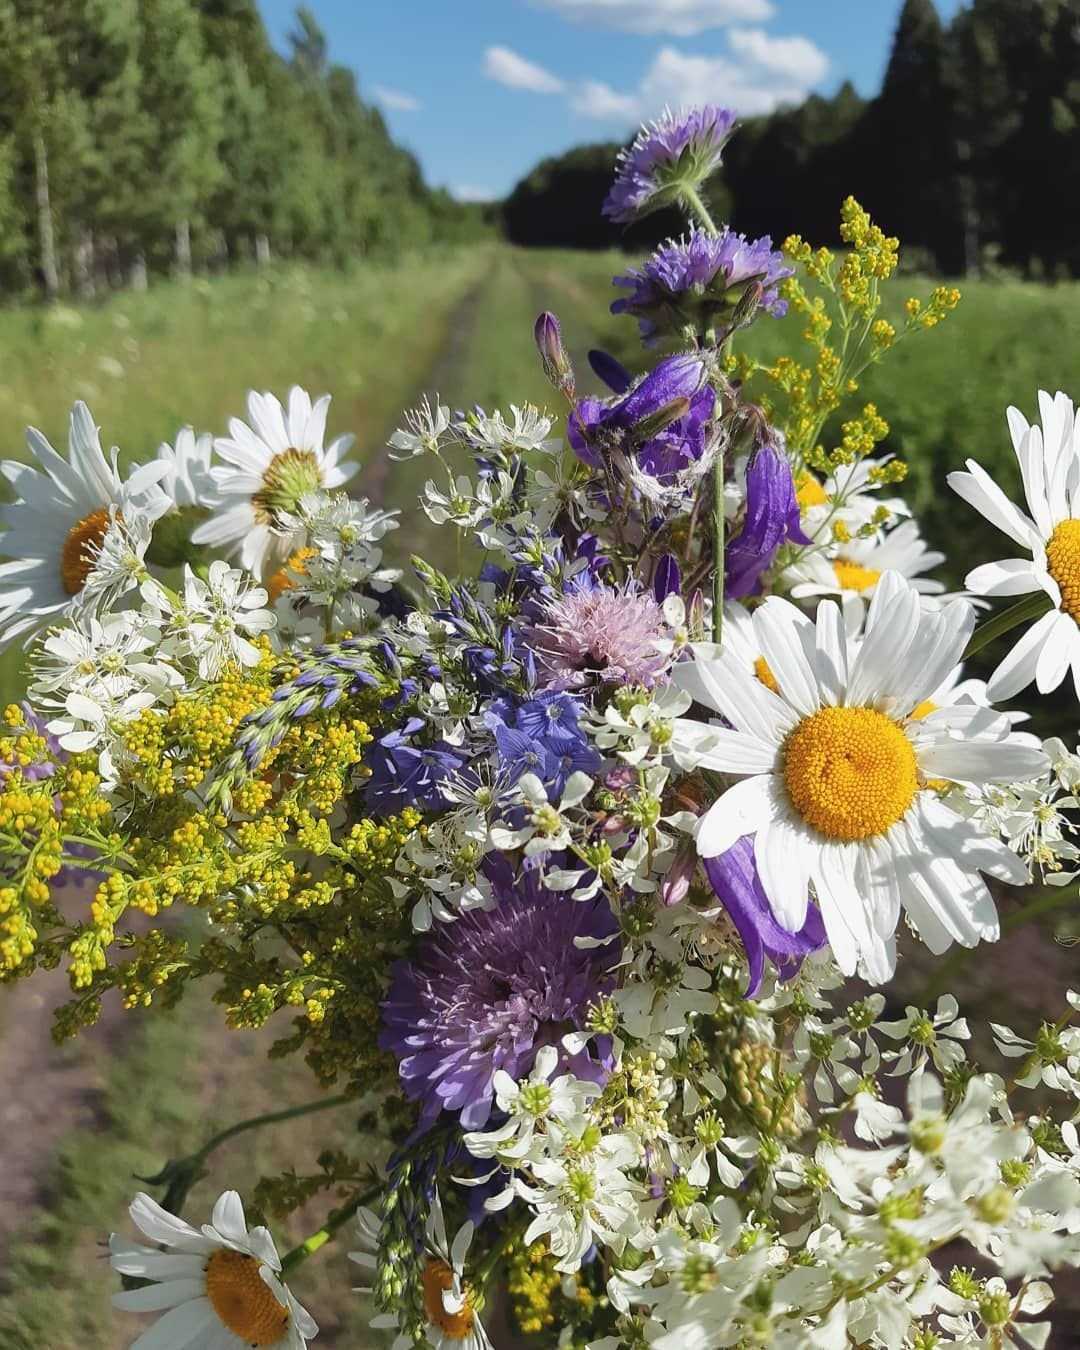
2,246 -> 1080,1346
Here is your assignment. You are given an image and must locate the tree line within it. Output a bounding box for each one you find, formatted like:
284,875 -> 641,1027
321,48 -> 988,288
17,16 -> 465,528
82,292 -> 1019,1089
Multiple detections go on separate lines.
504,0 -> 1080,278
0,0 -> 489,301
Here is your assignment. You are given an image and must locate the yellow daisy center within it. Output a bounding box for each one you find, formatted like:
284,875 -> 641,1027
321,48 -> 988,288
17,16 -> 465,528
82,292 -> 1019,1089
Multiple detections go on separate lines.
266,546 -> 319,603
252,448 -> 324,526
796,471 -> 828,509
832,557 -> 881,593
60,507 -> 113,595
422,1259 -> 476,1341
783,705 -> 918,841
753,656 -> 779,694
204,1249 -> 291,1346
908,698 -> 938,721
1045,519 -> 1080,621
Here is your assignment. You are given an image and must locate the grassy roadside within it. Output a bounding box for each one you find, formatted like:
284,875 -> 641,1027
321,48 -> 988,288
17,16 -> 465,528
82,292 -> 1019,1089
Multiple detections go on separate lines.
0,982 -> 391,1349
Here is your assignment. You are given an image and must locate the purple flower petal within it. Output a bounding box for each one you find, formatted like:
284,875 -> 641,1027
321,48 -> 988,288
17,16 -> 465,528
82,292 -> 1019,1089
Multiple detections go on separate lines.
725,440 -> 812,599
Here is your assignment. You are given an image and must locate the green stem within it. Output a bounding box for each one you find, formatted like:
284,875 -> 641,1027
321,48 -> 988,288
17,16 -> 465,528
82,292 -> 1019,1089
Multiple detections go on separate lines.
679,185 -> 718,236
149,1094 -> 355,1217
279,1182 -> 383,1275
712,445 -> 725,644
963,592 -> 1053,661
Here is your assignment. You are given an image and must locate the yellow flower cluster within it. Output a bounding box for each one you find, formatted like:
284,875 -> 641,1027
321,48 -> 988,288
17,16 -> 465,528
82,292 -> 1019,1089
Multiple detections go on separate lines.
0,655 -> 428,1104
744,199 -> 960,479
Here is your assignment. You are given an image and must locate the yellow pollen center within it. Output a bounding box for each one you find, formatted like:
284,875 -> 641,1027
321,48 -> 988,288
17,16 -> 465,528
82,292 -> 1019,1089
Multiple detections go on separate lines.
266,546 -> 319,603
251,448 -> 324,526
60,507 -> 113,595
909,698 -> 938,721
783,705 -> 918,841
422,1259 -> 476,1340
204,1249 -> 290,1346
796,471 -> 828,509
833,557 -> 881,594
753,656 -> 779,694
1045,519 -> 1080,621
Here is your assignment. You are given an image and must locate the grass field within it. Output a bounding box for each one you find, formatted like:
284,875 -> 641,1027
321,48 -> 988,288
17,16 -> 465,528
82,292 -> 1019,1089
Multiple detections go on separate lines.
2,246 -> 1080,1346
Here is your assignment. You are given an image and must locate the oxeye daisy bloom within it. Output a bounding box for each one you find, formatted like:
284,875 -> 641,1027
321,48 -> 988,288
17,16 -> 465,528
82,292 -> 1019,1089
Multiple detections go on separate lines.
109,1189 -> 317,1349
794,457 -> 908,543
948,389 -> 1080,700
784,518 -> 947,628
0,402 -> 170,649
603,105 -> 737,223
671,573 -> 1046,982
156,426 -> 215,510
353,1191 -> 492,1350
192,387 -> 357,575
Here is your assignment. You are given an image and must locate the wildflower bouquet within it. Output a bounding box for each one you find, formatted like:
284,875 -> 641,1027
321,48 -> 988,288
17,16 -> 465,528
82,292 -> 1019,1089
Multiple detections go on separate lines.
6,104 -> 1080,1350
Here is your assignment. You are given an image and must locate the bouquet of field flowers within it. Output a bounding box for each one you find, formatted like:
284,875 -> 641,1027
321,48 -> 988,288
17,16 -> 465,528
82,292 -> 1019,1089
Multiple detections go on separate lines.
6,102 -> 1080,1350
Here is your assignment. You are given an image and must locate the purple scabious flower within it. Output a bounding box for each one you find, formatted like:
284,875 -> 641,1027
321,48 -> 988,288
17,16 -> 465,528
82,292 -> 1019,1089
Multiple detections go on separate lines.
380,870 -> 620,1131
604,106 -> 738,224
725,439 -> 811,599
529,583 -> 671,690
613,229 -> 793,343
703,838 -> 826,997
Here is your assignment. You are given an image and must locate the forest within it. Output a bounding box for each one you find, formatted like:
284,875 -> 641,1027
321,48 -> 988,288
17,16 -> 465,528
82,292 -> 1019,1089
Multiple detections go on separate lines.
504,0 -> 1080,277
0,0 -> 489,300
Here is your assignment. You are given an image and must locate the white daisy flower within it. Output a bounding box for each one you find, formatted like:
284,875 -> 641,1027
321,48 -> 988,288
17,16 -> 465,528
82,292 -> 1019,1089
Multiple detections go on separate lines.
192,387 -> 357,575
948,388 -> 1080,700
156,426 -> 215,510
0,402 -> 170,649
794,456 -> 908,543
109,1188 -> 317,1349
352,1190 -> 492,1350
783,519 -> 947,629
671,573 -> 1047,982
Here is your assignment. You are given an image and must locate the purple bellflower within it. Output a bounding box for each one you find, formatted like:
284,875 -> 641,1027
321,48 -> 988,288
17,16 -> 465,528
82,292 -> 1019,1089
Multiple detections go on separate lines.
703,836 -> 826,996
380,867 -> 620,1131
725,439 -> 811,599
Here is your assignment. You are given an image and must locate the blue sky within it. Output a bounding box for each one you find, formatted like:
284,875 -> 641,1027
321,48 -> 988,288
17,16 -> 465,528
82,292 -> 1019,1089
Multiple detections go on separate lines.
258,0 -> 964,202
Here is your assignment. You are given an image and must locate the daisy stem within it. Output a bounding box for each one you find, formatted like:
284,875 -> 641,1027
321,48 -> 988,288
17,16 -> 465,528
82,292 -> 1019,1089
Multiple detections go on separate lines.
962,591 -> 1053,661
148,1093 -> 355,1216
280,1181 -> 384,1275
712,447 -> 725,644
679,185 -> 719,237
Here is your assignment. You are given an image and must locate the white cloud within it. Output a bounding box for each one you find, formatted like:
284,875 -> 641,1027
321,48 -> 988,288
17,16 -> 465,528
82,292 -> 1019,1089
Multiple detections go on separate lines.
569,31 -> 829,124
726,27 -> 829,85
483,45 -> 565,94
570,79 -> 641,121
372,85 -> 423,112
534,0 -> 773,37
452,185 -> 498,203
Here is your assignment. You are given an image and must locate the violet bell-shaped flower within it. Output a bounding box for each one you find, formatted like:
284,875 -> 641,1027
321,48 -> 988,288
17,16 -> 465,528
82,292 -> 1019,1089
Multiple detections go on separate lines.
725,437 -> 811,599
569,352 -> 715,485
703,836 -> 826,996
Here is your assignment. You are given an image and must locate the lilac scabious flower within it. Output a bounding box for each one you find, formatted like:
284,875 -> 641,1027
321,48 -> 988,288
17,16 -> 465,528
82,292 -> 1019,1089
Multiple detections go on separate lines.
703,837 -> 826,997
613,229 -> 793,343
380,869 -> 619,1131
604,106 -> 738,224
529,583 -> 670,690
725,439 -> 811,599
